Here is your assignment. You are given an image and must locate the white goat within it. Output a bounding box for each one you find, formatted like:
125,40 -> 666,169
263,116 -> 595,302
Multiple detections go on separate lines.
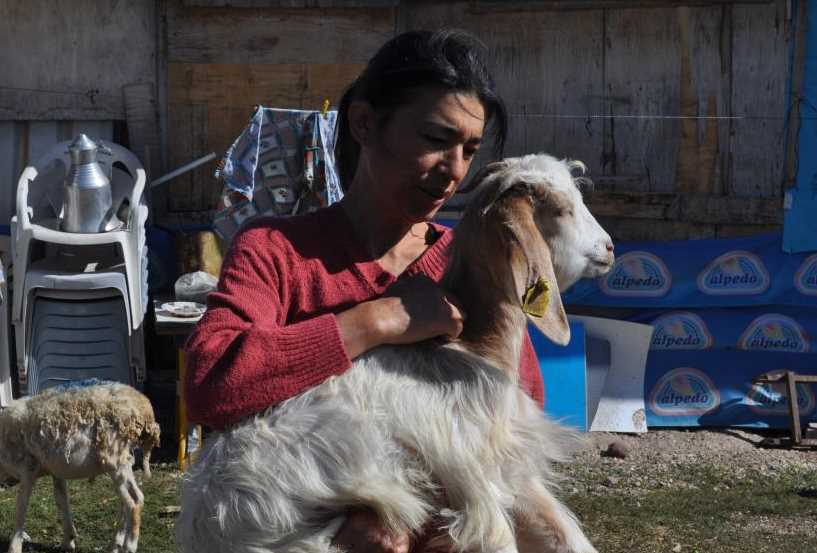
177,153 -> 614,553
0,381 -> 161,553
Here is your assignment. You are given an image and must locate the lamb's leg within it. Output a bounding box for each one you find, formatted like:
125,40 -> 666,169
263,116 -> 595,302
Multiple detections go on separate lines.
515,481 -> 596,553
8,476 -> 35,553
140,446 -> 152,479
53,477 -> 78,551
110,464 -> 143,553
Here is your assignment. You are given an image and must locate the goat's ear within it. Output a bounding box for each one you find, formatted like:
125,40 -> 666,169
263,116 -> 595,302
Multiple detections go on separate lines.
505,197 -> 570,346
524,244 -> 571,346
457,160 -> 508,194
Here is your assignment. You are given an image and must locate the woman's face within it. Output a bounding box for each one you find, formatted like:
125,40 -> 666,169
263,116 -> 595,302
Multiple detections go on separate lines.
352,87 -> 486,223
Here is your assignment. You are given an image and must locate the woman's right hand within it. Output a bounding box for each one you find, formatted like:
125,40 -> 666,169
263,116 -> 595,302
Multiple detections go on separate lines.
377,275 -> 465,345
336,275 -> 465,359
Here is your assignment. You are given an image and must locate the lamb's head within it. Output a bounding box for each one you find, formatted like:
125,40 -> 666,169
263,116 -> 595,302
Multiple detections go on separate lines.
452,153 -> 614,345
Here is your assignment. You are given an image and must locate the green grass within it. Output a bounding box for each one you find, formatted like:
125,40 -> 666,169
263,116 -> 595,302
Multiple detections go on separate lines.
0,464 -> 179,552
2,463 -> 817,552
567,465 -> 817,553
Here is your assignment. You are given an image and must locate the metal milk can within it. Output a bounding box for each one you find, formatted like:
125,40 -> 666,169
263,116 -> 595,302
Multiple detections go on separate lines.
61,134 -> 117,233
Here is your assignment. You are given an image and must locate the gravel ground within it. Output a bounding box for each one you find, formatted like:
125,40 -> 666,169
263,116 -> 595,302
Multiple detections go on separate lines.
567,428 -> 817,489
562,427 -> 817,543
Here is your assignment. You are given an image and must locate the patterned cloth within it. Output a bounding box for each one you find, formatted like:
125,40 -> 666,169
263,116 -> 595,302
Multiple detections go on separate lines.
213,107 -> 342,240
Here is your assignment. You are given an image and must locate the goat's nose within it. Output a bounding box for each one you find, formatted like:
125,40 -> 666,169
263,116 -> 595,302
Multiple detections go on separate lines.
605,240 -> 614,253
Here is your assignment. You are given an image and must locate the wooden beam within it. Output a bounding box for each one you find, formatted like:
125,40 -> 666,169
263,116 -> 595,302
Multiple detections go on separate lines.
585,191 -> 783,225
467,0 -> 777,12
182,0 -> 398,6
168,4 -> 394,64
0,89 -> 123,121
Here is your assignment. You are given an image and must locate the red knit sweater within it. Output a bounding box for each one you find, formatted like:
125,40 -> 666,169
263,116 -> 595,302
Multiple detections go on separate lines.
184,203 -> 544,430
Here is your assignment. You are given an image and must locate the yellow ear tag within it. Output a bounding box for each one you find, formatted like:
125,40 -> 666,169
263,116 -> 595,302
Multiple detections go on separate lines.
522,277 -> 551,318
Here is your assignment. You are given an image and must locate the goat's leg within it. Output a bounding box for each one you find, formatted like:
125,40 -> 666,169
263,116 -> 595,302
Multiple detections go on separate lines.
53,477 -> 78,551
514,481 -> 596,553
7,476 -> 35,553
432,468 -> 518,553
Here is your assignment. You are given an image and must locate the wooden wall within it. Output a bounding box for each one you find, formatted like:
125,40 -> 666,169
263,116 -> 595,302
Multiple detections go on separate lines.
400,0 -> 791,240
163,0 -> 795,241
163,1 -> 395,219
0,0 -> 158,233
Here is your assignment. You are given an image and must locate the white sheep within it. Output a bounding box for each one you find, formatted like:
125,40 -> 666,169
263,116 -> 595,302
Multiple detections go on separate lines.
176,153 -> 614,553
0,381 -> 160,553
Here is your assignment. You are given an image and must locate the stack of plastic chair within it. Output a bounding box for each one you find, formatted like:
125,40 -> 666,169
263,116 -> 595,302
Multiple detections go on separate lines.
0,259 -> 12,406
11,140 -> 148,394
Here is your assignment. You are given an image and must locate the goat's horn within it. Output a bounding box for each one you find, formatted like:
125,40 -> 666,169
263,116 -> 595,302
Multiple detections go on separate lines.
457,160 -> 507,194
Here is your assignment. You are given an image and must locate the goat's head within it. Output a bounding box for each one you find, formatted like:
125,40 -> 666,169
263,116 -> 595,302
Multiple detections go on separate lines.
453,153 -> 614,345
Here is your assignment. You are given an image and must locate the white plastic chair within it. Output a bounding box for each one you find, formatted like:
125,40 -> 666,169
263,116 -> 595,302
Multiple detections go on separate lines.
11,140 -> 148,392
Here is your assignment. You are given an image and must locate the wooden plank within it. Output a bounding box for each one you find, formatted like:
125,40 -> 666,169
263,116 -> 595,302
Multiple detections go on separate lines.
0,122 -> 19,227
0,89 -> 122,121
183,0 -> 398,6
675,6 -> 727,195
468,0 -> 775,12
123,82 -> 163,184
400,2 -> 605,178
603,6 -> 726,193
784,0 -> 809,186
70,121 -> 114,142
715,223 -> 781,238
599,217 -> 716,241
167,4 -> 395,64
730,1 -> 788,198
585,191 -> 783,225
27,122 -> 59,167
167,103 -> 212,212
0,0 -> 156,120
603,9 -> 678,192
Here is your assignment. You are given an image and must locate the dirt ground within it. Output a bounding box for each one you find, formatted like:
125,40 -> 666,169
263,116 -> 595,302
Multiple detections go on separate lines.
567,428 -> 817,495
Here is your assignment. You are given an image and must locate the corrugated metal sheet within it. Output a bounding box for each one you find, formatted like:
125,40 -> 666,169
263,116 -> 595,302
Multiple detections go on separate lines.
0,121 -> 114,234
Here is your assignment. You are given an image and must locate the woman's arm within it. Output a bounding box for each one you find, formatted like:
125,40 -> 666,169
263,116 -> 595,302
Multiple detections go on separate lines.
184,228 -> 465,430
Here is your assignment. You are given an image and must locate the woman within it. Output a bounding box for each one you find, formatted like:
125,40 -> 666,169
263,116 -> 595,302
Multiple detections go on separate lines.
184,29 -> 544,553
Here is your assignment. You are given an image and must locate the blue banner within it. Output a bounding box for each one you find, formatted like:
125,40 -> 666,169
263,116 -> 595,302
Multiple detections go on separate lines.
563,233 -> 817,308
644,350 -> 817,428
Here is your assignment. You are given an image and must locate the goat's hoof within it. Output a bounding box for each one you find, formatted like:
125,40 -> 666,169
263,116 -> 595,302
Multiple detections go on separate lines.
61,538 -> 77,551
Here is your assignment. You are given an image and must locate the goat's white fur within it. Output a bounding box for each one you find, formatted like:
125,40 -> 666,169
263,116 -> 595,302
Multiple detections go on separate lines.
177,153 -> 614,553
0,382 -> 161,553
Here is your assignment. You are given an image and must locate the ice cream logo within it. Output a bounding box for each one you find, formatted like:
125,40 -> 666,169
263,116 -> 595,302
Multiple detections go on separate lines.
600,251 -> 671,297
795,254 -> 817,296
650,312 -> 713,350
747,371 -> 816,416
738,314 -> 809,352
697,251 -> 770,296
649,368 -> 720,416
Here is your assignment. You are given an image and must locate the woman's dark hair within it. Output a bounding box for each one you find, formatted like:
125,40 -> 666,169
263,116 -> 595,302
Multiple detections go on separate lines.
335,29 -> 508,191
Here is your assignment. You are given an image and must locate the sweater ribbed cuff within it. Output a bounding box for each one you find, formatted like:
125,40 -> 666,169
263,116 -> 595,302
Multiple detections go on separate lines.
259,313 -> 351,379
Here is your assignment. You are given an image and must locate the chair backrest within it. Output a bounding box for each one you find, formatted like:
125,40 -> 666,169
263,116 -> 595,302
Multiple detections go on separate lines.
16,139 -> 145,231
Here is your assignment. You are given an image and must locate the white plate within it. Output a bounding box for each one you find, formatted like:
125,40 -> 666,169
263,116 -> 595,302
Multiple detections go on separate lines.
161,301 -> 206,318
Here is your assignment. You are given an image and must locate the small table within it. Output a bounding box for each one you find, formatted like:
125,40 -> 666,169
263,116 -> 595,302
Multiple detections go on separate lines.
153,298 -> 205,470
754,371 -> 817,447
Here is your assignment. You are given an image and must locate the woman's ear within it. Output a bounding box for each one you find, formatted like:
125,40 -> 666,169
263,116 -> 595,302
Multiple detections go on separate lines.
347,100 -> 377,146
